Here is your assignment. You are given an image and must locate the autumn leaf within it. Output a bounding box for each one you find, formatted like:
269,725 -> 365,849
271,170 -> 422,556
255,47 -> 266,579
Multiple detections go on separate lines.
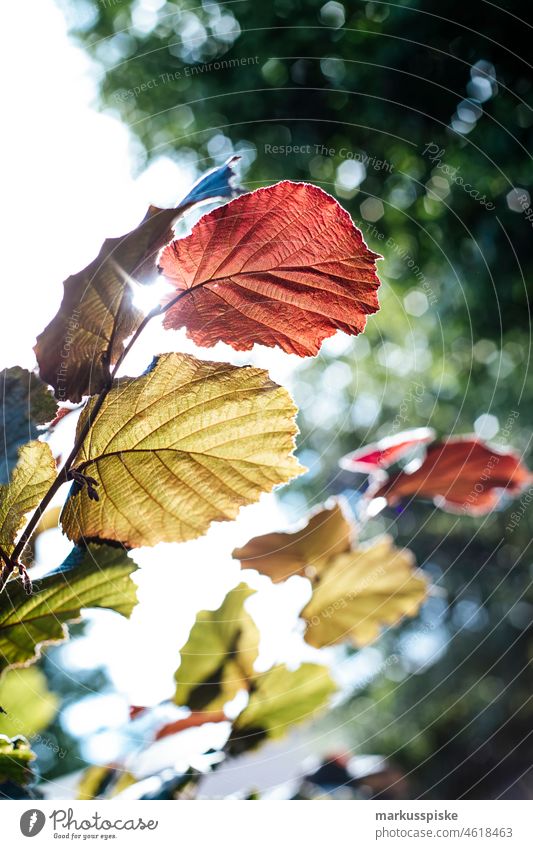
61,353 -> 304,548
231,663 -> 336,750
174,583 -> 259,712
340,427 -> 435,473
0,441 -> 56,557
0,368 -> 56,484
370,437 -> 532,515
301,536 -> 427,648
159,181 -> 381,356
233,501 -> 353,582
0,543 -> 138,675
0,735 -> 35,785
34,157 -> 241,403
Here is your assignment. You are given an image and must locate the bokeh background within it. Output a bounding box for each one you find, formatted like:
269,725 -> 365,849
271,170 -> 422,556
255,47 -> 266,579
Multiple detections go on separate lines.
1,0 -> 532,799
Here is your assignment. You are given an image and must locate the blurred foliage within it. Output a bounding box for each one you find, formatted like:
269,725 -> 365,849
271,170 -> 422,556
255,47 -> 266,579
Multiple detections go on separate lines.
47,0 -> 533,798
77,764 -> 136,800
0,667 -> 58,740
37,632 -> 114,783
0,735 -> 35,787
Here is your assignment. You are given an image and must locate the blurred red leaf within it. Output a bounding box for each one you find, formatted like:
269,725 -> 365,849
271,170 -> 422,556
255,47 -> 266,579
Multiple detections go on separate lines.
159,181 -> 381,356
371,437 -> 532,515
129,705 -> 147,721
340,427 -> 435,473
154,710 -> 228,741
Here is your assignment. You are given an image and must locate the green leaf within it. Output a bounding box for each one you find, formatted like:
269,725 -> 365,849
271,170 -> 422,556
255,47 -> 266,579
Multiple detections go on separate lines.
232,663 -> 336,748
0,367 -> 56,484
0,667 -> 58,739
0,441 -> 56,556
0,734 -> 35,785
61,353 -> 304,548
174,583 -> 259,711
77,765 -> 137,800
0,543 -> 138,675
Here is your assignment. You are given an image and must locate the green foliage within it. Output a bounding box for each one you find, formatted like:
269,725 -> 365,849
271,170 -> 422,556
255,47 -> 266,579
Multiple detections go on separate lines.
0,544 -> 138,674
0,734 -> 35,785
174,585 -> 336,747
0,667 -> 58,739
232,663 -> 337,748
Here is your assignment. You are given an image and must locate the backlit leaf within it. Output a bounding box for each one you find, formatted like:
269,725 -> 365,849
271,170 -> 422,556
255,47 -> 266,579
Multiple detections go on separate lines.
371,437 -> 532,515
232,663 -> 336,748
0,441 -> 56,556
233,501 -> 353,582
301,536 -> 427,648
0,667 -> 59,739
0,543 -> 138,675
159,181 -> 381,356
174,583 -> 259,712
34,158 -> 241,402
61,353 -> 304,548
0,367 -> 56,484
0,735 -> 35,785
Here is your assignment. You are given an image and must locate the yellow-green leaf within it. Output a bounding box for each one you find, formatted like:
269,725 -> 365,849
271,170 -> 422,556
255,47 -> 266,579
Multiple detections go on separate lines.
301,536 -> 427,648
0,734 -> 35,785
77,765 -> 136,800
0,544 -> 138,675
0,667 -> 58,739
0,441 -> 56,556
174,583 -> 259,712
233,501 -> 353,582
61,353 -> 304,548
233,663 -> 336,746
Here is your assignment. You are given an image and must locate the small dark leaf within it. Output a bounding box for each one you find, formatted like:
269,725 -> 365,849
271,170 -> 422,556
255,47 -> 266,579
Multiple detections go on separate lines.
0,368 -> 56,484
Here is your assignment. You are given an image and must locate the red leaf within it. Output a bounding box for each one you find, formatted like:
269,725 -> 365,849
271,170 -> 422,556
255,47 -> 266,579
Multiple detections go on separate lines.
47,405 -> 80,430
159,182 -> 381,356
340,427 -> 435,473
154,710 -> 228,741
371,437 -> 532,515
129,705 -> 147,720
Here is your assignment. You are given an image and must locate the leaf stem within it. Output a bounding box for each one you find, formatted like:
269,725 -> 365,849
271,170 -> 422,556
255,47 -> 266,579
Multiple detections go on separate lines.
4,285 -> 200,590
